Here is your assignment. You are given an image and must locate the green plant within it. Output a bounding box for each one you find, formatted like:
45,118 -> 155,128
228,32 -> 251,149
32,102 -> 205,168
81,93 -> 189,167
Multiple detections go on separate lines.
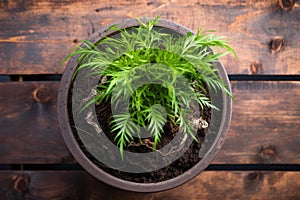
65,16 -> 237,159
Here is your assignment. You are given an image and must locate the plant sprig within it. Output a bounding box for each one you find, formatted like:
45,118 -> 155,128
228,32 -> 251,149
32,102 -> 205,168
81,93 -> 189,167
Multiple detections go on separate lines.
66,16 -> 236,159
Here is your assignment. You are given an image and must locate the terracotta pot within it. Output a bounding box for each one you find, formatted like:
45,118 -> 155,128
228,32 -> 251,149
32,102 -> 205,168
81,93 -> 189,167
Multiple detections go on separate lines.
57,18 -> 232,192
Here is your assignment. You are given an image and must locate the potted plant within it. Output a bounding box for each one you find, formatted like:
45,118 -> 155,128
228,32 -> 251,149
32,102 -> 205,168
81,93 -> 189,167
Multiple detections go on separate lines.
58,16 -> 236,192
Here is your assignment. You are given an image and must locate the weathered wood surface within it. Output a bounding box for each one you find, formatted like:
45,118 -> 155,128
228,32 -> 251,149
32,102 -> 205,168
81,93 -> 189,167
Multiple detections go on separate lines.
0,82 -> 73,164
0,171 -> 299,199
1,81 -> 299,164
0,0 -> 299,74
0,0 -> 299,198
214,81 -> 300,164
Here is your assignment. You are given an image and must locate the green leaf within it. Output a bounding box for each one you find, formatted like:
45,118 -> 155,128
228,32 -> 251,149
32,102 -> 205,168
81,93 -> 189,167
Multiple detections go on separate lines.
64,16 -> 237,159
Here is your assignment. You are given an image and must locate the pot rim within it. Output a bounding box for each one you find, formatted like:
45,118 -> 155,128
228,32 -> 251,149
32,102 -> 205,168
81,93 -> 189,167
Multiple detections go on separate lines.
57,17 -> 232,193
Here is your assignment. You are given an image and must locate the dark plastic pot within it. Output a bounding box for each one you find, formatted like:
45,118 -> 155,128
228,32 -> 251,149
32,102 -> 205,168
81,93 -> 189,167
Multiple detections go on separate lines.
57,18 -> 232,193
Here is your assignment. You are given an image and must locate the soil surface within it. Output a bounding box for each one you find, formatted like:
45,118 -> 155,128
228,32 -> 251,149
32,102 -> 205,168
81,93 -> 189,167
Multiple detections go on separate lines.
68,83 -> 211,183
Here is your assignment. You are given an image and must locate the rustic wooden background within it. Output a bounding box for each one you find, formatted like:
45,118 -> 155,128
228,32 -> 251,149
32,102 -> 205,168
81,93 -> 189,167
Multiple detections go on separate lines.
0,0 -> 300,199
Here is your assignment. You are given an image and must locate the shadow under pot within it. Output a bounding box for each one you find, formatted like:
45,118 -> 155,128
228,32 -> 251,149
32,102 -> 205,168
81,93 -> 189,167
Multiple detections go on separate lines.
57,17 -> 233,193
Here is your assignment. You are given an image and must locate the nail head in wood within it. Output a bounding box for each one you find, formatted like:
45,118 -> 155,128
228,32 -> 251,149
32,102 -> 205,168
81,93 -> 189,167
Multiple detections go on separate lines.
270,37 -> 284,54
257,145 -> 278,163
250,62 -> 263,74
278,0 -> 295,11
33,87 -> 51,103
14,174 -> 30,193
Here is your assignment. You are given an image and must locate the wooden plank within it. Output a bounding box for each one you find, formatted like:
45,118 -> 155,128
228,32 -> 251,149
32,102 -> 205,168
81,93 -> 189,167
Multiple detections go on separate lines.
213,81 -> 300,164
0,81 -> 299,164
0,82 -> 73,164
0,171 -> 299,199
0,0 -> 299,74
0,43 -> 70,74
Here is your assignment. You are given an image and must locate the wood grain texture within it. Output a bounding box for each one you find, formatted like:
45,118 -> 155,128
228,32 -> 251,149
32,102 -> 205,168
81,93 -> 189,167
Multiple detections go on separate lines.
0,0 -> 299,74
213,81 -> 300,164
0,82 -> 73,164
0,171 -> 299,199
0,81 -> 299,164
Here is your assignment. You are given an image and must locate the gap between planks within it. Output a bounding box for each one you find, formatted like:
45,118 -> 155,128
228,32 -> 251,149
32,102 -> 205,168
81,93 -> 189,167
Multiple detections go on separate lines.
0,81 -> 299,164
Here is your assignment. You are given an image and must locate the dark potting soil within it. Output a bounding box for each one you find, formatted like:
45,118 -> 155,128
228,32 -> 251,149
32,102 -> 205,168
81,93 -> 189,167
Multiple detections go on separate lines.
68,83 -> 211,183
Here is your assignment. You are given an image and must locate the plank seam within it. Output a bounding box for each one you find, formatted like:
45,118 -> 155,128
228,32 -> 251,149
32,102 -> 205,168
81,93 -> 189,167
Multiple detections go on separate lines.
0,74 -> 299,82
0,164 -> 299,171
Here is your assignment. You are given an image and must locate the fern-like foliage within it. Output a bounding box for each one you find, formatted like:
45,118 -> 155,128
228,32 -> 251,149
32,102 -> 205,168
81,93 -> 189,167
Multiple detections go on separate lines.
65,16 -> 237,159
